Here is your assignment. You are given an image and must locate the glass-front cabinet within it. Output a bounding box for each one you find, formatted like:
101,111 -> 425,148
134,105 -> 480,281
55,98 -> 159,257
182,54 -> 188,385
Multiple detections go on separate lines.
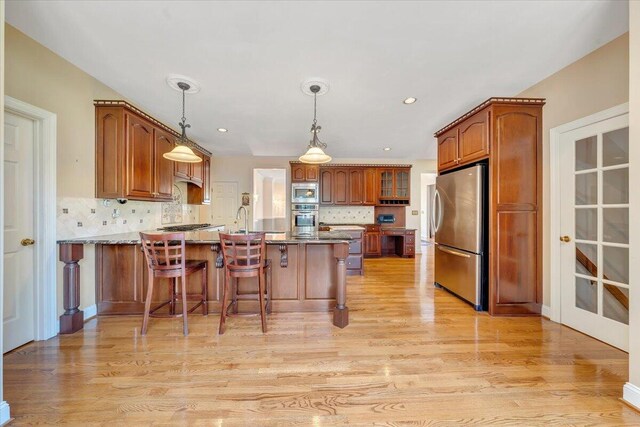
379,167 -> 410,204
395,169 -> 409,198
380,169 -> 394,198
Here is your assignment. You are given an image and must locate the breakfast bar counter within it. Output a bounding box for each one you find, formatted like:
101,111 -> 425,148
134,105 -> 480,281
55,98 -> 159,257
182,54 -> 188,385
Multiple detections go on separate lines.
57,231 -> 352,334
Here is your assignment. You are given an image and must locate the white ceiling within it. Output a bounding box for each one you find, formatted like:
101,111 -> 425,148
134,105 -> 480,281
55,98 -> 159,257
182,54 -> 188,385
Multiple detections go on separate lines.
6,1 -> 628,159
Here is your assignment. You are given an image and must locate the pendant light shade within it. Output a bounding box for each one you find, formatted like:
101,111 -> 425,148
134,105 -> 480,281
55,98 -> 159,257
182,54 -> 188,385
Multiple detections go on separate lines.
163,144 -> 202,163
299,84 -> 331,164
164,81 -> 203,163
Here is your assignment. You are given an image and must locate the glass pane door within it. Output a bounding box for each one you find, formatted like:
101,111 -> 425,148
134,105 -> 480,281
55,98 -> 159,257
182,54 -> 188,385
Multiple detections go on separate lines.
560,114 -> 629,351
395,170 -> 409,198
380,170 -> 393,197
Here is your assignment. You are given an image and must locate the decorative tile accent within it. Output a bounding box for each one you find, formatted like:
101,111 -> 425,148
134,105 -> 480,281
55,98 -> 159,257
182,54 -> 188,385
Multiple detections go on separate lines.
62,208 -> 68,214
319,206 -> 375,224
77,222 -> 83,227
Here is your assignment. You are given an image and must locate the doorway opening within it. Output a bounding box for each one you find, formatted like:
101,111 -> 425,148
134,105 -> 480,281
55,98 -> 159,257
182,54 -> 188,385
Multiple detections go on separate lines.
252,168 -> 287,232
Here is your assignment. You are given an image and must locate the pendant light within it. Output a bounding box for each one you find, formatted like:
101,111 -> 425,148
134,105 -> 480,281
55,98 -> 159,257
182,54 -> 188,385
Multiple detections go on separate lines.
163,82 -> 202,163
299,84 -> 332,164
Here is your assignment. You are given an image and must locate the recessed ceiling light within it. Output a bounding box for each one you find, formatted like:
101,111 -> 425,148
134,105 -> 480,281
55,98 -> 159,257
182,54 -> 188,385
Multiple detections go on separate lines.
383,147 -> 391,151
403,97 -> 417,104
217,128 -> 228,133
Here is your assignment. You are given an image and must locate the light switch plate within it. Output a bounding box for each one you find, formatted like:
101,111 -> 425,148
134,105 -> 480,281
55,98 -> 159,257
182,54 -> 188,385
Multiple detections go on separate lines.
411,210 -> 419,215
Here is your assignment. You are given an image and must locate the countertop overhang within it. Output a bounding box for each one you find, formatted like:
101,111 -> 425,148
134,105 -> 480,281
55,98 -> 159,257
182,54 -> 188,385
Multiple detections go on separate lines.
57,230 -> 354,245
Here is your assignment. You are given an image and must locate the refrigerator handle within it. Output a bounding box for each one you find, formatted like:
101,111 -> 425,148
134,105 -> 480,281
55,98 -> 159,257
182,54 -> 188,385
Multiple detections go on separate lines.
430,189 -> 437,233
437,246 -> 471,258
433,189 -> 443,232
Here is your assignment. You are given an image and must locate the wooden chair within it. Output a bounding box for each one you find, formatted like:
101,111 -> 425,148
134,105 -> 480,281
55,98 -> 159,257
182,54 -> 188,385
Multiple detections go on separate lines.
139,232 -> 208,336
218,232 -> 272,334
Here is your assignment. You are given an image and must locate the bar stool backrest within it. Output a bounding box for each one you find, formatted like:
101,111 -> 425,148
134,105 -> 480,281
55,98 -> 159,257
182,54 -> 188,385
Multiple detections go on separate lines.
219,232 -> 266,272
139,232 -> 186,272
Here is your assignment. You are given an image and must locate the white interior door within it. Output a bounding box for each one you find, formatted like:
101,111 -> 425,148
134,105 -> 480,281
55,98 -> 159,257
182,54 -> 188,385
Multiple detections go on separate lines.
211,181 -> 238,231
3,111 -> 36,353
559,114 -> 629,351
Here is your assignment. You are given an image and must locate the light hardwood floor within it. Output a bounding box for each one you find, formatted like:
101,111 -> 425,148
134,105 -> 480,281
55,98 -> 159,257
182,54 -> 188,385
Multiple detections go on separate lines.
4,247 -> 639,425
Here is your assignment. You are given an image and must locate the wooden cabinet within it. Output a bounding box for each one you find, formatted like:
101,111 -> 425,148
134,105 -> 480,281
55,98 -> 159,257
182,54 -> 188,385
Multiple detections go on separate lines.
348,168 -> 364,205
437,109 -> 490,172
379,167 -> 411,204
364,224 -> 381,257
380,229 -> 415,258
437,127 -> 459,171
320,168 -> 334,204
298,162 -> 411,206
125,113 -> 155,199
363,168 -> 379,205
434,97 -> 545,315
154,129 -> 177,200
459,110 -> 490,165
333,168 -> 349,205
292,164 -> 319,182
186,155 -> 211,205
95,101 -> 212,202
174,156 -> 191,180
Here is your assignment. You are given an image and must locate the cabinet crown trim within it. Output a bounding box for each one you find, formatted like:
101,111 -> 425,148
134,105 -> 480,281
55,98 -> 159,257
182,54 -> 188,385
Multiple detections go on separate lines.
94,100 -> 212,156
434,97 -> 546,137
290,161 -> 412,168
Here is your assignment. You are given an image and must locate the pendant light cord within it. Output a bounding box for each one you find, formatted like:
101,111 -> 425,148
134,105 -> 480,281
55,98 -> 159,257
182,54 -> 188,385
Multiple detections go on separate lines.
313,92 -> 317,127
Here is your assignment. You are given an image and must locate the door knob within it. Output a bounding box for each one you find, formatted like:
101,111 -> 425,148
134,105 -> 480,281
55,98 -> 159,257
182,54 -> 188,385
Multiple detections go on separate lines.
21,238 -> 35,246
560,235 -> 571,243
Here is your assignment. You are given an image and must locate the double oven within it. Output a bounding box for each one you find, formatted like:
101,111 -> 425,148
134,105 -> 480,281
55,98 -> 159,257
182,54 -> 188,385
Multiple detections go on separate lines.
291,183 -> 319,236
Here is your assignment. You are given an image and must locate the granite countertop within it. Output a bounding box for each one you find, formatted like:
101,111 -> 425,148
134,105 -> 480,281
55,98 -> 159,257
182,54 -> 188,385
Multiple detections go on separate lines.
326,225 -> 366,231
57,230 -> 354,245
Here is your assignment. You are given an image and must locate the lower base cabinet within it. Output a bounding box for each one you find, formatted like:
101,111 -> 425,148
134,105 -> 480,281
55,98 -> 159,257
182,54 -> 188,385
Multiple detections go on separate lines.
95,243 -> 344,315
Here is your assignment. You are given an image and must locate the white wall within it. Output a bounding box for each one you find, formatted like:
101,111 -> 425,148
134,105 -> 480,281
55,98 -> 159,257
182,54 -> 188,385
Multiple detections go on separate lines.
0,2 -> 9,424
624,0 -> 640,409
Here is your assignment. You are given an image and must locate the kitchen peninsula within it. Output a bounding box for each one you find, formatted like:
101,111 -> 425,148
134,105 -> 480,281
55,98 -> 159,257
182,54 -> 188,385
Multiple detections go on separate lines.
57,231 -> 352,334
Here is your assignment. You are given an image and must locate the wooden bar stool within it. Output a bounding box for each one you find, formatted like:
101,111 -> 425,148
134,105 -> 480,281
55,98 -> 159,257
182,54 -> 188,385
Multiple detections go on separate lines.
139,232 -> 208,336
218,232 -> 272,334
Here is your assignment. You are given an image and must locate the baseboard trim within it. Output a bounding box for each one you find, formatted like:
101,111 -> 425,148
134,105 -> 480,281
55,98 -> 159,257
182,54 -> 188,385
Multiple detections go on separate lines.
83,304 -> 97,322
541,305 -> 551,319
0,401 -> 11,426
623,382 -> 640,411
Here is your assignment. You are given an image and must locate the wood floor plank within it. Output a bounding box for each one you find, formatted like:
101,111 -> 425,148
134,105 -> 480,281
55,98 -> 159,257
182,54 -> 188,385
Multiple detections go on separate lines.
4,246 -> 639,425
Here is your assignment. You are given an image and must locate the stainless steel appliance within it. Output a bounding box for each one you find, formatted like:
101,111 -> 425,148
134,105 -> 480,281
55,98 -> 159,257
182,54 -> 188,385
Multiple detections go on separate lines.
291,203 -> 319,237
432,164 -> 486,311
291,183 -> 319,204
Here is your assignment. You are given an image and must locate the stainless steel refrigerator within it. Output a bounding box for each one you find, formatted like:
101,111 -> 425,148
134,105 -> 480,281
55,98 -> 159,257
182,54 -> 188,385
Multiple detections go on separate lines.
432,164 -> 486,310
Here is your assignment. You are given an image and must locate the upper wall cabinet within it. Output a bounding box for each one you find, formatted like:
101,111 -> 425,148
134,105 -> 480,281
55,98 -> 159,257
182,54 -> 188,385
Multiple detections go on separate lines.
293,162 -> 411,206
291,164 -> 319,182
95,100 -> 212,203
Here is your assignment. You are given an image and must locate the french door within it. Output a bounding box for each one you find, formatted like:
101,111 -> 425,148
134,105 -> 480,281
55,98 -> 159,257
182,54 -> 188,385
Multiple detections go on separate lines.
559,113 -> 629,351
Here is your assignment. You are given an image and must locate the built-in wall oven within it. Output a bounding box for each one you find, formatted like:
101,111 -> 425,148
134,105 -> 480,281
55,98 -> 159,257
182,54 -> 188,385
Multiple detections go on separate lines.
291,203 -> 318,236
291,183 -> 319,204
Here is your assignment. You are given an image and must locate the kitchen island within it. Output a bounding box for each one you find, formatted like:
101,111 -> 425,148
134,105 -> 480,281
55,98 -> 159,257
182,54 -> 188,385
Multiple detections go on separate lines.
57,231 -> 351,333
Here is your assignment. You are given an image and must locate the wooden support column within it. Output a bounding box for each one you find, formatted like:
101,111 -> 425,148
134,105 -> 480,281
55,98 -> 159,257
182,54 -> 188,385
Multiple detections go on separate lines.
333,242 -> 349,328
59,243 -> 85,334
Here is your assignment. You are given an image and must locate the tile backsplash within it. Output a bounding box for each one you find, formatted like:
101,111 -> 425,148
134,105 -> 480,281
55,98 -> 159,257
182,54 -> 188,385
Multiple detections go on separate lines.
57,197 -> 200,239
319,206 -> 375,225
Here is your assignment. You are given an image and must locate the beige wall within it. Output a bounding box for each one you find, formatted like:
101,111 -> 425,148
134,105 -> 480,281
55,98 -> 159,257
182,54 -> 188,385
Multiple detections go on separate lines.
518,33 -> 629,307
210,156 -> 437,252
627,1 -> 640,400
5,24 -> 126,315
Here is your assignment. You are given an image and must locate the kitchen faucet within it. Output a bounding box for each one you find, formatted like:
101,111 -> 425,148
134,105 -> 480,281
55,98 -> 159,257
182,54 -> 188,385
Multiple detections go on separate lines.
236,205 -> 249,234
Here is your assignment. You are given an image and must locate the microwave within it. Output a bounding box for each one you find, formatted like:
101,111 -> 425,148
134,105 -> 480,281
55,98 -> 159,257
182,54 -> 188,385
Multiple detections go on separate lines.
291,183 -> 319,204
